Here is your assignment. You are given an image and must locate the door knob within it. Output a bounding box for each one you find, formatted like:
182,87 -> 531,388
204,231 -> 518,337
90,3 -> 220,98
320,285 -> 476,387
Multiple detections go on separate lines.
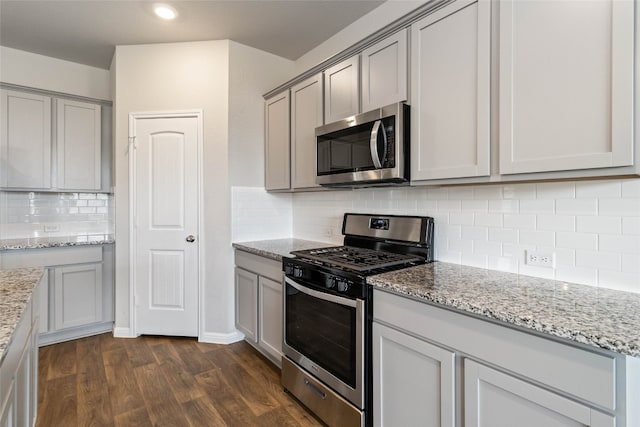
186,235 -> 196,242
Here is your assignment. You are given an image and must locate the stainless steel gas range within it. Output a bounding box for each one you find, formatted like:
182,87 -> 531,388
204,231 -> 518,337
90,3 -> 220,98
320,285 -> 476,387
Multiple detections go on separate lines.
282,213 -> 435,427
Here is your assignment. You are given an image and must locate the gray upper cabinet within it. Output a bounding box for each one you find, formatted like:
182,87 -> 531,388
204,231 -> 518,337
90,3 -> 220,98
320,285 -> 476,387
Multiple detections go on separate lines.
56,98 -> 102,190
264,90 -> 290,191
1,87 -> 111,192
410,0 -> 491,181
291,74 -> 323,190
499,0 -> 634,175
361,29 -> 408,112
0,89 -> 52,189
324,56 -> 360,123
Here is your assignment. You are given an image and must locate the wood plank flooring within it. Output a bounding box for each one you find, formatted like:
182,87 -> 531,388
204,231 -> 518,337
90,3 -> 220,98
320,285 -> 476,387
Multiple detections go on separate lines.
36,333 -> 324,426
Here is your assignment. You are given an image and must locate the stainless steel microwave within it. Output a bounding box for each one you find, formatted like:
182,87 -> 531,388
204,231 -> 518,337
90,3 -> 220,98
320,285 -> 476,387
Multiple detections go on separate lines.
315,102 -> 409,187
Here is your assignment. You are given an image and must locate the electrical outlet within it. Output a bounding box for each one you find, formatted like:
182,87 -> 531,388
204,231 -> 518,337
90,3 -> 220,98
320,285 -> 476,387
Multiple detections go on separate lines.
526,250 -> 555,268
44,224 -> 60,232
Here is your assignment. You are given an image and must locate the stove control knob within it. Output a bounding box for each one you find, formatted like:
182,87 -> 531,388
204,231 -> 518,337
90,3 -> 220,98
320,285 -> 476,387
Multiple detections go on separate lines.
325,276 -> 336,289
284,265 -> 294,276
293,267 -> 303,278
337,280 -> 350,293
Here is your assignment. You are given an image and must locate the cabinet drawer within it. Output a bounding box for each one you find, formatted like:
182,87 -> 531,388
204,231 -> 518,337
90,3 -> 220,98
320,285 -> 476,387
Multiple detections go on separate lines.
234,250 -> 282,282
0,245 -> 103,268
373,289 -> 617,411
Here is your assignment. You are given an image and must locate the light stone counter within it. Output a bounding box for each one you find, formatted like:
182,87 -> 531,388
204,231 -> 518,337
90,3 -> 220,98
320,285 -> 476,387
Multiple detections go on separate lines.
232,238 -> 336,261
0,234 -> 114,251
368,261 -> 640,357
0,267 -> 44,362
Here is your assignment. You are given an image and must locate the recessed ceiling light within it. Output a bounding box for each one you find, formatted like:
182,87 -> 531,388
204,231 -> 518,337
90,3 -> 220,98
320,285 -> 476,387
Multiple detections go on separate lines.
154,3 -> 177,20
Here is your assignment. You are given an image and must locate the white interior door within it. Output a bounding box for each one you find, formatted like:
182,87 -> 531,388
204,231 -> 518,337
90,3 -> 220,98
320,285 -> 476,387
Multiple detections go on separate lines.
131,114 -> 200,337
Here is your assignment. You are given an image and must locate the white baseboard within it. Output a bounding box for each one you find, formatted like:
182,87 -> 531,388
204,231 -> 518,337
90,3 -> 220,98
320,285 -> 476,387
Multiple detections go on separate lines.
113,326 -> 136,338
199,330 -> 245,344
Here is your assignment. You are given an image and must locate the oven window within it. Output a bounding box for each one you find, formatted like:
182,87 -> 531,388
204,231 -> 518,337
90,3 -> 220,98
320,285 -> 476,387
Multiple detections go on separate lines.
285,283 -> 357,388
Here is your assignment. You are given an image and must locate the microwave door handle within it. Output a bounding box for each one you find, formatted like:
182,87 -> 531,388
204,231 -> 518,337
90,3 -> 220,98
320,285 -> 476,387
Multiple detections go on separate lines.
369,120 -> 387,169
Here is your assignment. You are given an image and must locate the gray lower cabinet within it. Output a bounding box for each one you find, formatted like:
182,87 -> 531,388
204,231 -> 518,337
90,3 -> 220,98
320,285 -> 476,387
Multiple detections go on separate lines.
0,274 -> 42,427
234,250 -> 283,367
234,267 -> 258,342
464,359 -> 614,427
0,245 -> 114,345
372,322 -> 455,427
373,289 -> 639,426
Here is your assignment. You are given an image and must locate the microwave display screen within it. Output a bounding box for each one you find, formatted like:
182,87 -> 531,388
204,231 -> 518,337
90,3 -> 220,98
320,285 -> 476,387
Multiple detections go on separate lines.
317,117 -> 395,176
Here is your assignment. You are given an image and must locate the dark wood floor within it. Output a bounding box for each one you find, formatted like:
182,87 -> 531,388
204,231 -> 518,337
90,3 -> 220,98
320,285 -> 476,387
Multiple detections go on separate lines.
36,333 -> 324,426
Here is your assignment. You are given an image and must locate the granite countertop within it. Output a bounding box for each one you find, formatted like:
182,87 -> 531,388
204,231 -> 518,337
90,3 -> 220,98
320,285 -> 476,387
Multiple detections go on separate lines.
0,267 -> 45,363
232,238 -> 336,261
0,234 -> 115,251
368,261 -> 640,358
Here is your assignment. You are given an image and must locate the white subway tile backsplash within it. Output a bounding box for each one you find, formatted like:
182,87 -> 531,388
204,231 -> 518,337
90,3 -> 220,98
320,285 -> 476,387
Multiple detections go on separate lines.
576,180 -> 622,198
504,214 -> 536,230
575,250 -> 621,271
621,179 -> 640,198
537,214 -> 575,232
555,266 -> 598,287
599,234 -> 640,254
474,213 -> 503,227
598,270 -> 640,293
437,200 -> 461,211
286,179 -> 640,293
0,191 -> 113,238
599,198 -> 640,216
520,199 -> 555,214
461,226 -> 488,241
556,232 -> 597,250
448,187 -> 474,200
489,227 -> 517,243
503,184 -> 536,200
576,216 -> 622,234
519,230 -> 554,247
556,199 -> 598,216
461,199 -> 489,212
450,213 -> 474,226
621,254 -> 640,274
536,182 -> 575,199
474,186 -> 503,200
474,240 -> 502,256
488,199 -> 519,214
622,217 -> 640,235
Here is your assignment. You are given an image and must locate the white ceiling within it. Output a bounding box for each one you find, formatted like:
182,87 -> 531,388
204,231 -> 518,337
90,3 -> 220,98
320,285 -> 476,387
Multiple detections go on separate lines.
0,0 -> 384,70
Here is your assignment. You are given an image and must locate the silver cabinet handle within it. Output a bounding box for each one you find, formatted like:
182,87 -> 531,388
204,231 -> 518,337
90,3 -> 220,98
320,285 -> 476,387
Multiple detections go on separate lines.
186,235 -> 195,242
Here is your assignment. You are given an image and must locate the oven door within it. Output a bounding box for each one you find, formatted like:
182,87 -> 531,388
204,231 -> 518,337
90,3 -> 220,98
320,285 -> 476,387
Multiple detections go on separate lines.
283,276 -> 364,408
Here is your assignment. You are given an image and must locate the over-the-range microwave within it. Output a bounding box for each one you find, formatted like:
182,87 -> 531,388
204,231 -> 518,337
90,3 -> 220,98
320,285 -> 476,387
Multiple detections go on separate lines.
315,102 -> 409,187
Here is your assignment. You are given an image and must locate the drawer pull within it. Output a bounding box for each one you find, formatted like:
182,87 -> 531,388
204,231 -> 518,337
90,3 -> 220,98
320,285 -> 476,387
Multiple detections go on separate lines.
304,378 -> 327,400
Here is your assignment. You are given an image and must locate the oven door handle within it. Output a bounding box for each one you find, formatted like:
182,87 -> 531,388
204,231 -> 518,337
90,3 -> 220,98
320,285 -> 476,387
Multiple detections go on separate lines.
284,277 -> 358,308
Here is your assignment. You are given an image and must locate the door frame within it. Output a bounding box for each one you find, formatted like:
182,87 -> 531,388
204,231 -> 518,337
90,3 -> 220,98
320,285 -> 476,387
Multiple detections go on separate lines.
128,110 -> 204,338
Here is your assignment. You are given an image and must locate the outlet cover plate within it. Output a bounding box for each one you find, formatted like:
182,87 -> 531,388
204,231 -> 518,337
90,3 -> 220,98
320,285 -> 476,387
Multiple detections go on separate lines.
526,250 -> 555,268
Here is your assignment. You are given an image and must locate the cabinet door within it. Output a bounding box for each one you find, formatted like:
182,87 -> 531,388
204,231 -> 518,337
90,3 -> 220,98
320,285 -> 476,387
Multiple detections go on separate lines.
361,29 -> 408,112
465,359 -> 615,427
258,276 -> 283,362
372,322 -> 455,427
235,267 -> 258,343
499,0 -> 634,174
53,263 -> 103,330
324,56 -> 360,123
14,336 -> 31,427
56,99 -> 102,190
265,91 -> 290,190
291,74 -> 323,189
0,89 -> 52,189
411,0 -> 490,181
0,379 -> 15,427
